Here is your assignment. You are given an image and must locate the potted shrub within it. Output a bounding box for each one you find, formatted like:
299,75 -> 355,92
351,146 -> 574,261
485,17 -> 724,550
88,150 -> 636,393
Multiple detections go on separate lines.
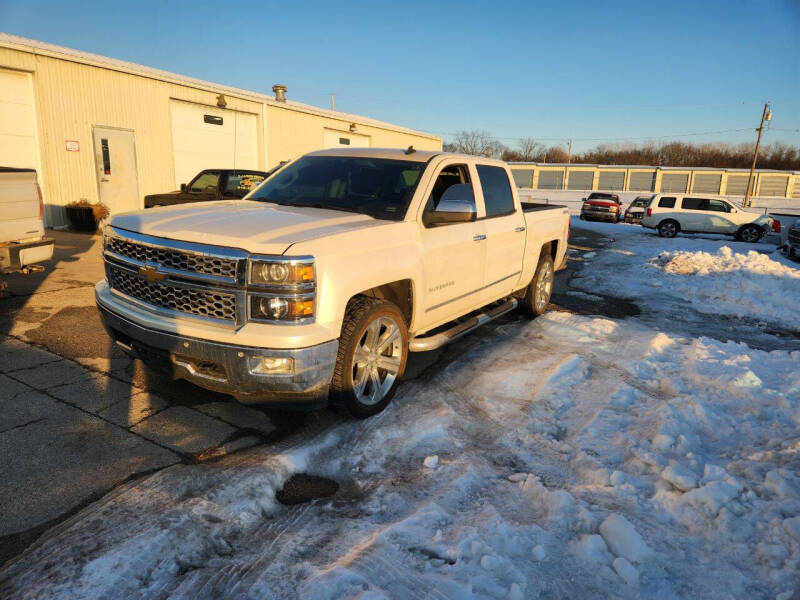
65,200 -> 109,232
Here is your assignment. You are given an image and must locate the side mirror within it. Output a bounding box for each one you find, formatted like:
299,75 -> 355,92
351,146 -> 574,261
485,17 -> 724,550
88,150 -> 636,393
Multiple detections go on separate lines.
180,183 -> 187,192
425,184 -> 477,227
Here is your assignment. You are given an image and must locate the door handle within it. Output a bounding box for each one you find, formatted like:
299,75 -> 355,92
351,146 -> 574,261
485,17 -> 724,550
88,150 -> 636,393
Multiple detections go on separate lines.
514,226 -> 526,232
473,234 -> 486,241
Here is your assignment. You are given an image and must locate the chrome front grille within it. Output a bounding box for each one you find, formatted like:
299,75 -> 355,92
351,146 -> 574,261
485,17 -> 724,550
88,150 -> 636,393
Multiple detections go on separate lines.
108,265 -> 237,322
106,236 -> 238,279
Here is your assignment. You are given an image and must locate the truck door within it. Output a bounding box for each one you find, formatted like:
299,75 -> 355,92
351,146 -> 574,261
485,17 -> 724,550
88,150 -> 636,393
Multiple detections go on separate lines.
475,164 -> 526,303
418,161 -> 487,331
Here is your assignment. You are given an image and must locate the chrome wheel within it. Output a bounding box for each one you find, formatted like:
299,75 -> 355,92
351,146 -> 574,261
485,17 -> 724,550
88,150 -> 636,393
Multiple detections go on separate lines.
351,315 -> 403,406
535,261 -> 554,312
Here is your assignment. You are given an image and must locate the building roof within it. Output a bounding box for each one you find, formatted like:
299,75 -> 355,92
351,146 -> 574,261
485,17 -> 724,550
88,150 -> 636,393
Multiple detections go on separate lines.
0,33 -> 440,142
508,161 -> 799,174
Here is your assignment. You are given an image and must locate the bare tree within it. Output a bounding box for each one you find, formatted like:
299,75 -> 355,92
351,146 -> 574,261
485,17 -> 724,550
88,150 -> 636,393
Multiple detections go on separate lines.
517,137 -> 545,162
447,130 -> 497,157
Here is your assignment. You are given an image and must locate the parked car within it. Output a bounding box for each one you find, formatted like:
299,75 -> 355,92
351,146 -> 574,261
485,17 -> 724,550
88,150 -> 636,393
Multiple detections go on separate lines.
623,195 -> 655,223
580,192 -> 622,222
144,168 -> 270,208
96,148 -> 570,417
0,167 -> 54,273
641,194 -> 773,242
786,219 -> 800,259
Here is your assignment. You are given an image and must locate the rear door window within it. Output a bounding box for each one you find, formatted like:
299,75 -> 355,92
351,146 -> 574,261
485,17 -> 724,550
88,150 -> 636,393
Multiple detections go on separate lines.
476,165 -> 515,218
658,196 -> 676,208
681,197 -> 708,210
707,199 -> 731,213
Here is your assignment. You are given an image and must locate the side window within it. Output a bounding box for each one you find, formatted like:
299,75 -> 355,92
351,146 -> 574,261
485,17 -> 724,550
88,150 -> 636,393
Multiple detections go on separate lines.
423,164 -> 471,220
681,197 -> 708,211
707,199 -> 731,213
658,196 -> 676,208
190,171 -> 221,192
476,165 -> 515,218
225,172 -> 266,196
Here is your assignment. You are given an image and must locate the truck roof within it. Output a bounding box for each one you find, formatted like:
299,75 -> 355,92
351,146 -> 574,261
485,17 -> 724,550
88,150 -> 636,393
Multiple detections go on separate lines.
306,147 -> 509,167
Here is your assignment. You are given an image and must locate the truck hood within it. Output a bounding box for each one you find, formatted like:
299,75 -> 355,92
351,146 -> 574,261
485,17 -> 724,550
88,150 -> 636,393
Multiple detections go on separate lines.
110,200 -> 383,255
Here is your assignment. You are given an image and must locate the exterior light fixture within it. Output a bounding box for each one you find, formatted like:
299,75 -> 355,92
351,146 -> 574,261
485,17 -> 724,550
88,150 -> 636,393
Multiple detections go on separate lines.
349,123 -> 357,133
216,94 -> 227,108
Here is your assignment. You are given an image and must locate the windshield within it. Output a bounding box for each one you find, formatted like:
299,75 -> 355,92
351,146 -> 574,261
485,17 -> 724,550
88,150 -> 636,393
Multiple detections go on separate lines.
248,156 -> 426,220
631,198 -> 649,208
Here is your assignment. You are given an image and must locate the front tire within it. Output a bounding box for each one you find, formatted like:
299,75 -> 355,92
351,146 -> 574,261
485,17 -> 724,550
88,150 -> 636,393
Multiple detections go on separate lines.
522,253 -> 555,318
737,225 -> 761,243
330,297 -> 408,418
658,220 -> 679,238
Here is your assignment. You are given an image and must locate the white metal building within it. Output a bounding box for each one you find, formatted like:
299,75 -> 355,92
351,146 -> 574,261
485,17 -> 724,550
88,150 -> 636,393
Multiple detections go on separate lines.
0,34 -> 442,227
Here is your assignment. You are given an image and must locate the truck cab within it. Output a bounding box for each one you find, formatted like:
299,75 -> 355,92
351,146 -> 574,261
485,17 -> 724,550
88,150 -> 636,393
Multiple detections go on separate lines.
96,148 -> 570,417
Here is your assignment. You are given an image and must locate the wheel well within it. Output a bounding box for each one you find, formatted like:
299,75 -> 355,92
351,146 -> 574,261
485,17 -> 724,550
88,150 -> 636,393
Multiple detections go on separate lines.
541,241 -> 558,261
353,279 -> 413,326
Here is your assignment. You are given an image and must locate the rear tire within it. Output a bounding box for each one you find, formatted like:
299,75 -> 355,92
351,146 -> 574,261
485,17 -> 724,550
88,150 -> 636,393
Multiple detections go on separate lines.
522,253 -> 555,318
658,219 -> 679,238
737,225 -> 761,243
330,296 -> 408,418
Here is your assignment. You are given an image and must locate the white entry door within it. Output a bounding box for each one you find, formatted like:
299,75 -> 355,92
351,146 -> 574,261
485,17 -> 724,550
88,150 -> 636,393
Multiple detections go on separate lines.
323,128 -> 371,149
93,127 -> 140,215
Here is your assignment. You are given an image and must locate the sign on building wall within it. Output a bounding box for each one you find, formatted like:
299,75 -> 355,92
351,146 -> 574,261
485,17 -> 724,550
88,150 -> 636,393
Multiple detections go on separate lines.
65,140 -> 80,152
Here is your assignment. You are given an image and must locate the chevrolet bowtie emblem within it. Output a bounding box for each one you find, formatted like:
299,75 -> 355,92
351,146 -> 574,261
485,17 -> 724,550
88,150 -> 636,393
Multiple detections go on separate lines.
138,265 -> 165,282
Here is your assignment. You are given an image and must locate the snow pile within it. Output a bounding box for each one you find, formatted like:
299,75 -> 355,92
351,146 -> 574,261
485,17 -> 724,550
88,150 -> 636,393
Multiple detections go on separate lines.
570,218 -> 800,331
2,312 -> 799,599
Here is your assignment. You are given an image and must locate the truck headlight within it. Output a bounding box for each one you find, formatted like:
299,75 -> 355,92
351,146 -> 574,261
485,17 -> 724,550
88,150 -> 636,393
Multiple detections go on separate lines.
248,258 -> 314,287
248,294 -> 315,322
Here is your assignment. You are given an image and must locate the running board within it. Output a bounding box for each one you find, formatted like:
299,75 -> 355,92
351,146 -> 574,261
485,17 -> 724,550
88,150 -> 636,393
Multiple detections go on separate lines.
408,297 -> 518,352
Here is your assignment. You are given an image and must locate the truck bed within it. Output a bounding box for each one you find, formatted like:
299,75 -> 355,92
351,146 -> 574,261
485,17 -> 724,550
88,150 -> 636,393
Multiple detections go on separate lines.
521,201 -> 566,212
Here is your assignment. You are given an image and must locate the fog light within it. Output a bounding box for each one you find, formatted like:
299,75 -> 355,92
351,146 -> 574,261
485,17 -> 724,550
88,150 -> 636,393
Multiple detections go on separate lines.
247,356 -> 294,375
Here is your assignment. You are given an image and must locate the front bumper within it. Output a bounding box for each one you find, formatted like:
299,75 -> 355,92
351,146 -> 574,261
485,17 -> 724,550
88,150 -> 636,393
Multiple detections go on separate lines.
0,237 -> 54,272
97,299 -> 339,407
580,209 -> 618,222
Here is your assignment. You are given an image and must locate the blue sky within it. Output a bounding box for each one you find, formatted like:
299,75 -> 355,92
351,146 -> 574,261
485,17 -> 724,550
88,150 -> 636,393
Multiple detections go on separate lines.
2,0 -> 799,152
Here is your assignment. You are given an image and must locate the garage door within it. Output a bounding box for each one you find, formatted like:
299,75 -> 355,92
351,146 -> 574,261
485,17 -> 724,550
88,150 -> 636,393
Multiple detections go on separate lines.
628,171 -> 656,191
597,171 -> 624,190
537,170 -> 564,190
170,100 -> 258,188
725,174 -> 750,196
323,129 -> 371,148
567,170 -> 594,190
511,168 -> 534,188
792,177 -> 800,199
758,175 -> 789,197
692,173 -> 722,194
0,69 -> 40,172
661,173 -> 689,193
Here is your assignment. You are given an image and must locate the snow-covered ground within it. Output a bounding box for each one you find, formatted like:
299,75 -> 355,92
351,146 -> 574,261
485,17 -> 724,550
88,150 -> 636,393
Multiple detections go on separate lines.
2,224 -> 799,600
569,218 -> 800,335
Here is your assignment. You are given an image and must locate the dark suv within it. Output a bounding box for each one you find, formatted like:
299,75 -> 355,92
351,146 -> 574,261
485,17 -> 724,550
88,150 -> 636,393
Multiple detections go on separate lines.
144,169 -> 270,208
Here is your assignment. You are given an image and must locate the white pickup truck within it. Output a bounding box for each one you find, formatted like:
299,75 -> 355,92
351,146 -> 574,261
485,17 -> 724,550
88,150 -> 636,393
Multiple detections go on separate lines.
0,168 -> 54,273
96,148 -> 570,417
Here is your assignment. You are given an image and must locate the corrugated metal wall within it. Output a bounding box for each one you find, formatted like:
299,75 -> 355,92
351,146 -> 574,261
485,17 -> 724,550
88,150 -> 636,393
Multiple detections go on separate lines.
537,170 -> 564,190
511,168 -> 534,188
566,170 -> 594,190
597,171 -> 624,190
691,173 -> 722,194
758,175 -> 789,197
660,173 -> 689,193
793,179 -> 800,199
629,171 -> 656,191
725,174 -> 749,195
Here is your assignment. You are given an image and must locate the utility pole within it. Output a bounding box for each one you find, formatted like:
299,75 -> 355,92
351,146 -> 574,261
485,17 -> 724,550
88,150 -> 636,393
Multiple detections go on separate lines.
744,102 -> 771,207
330,94 -> 335,111
567,138 -> 573,164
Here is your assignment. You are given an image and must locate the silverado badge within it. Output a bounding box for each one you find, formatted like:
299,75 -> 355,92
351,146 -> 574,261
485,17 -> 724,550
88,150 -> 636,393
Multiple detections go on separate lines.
138,265 -> 166,282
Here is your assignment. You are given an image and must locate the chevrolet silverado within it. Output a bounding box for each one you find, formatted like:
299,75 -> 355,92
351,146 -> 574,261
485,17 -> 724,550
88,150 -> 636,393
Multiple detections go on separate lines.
96,148 -> 570,417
